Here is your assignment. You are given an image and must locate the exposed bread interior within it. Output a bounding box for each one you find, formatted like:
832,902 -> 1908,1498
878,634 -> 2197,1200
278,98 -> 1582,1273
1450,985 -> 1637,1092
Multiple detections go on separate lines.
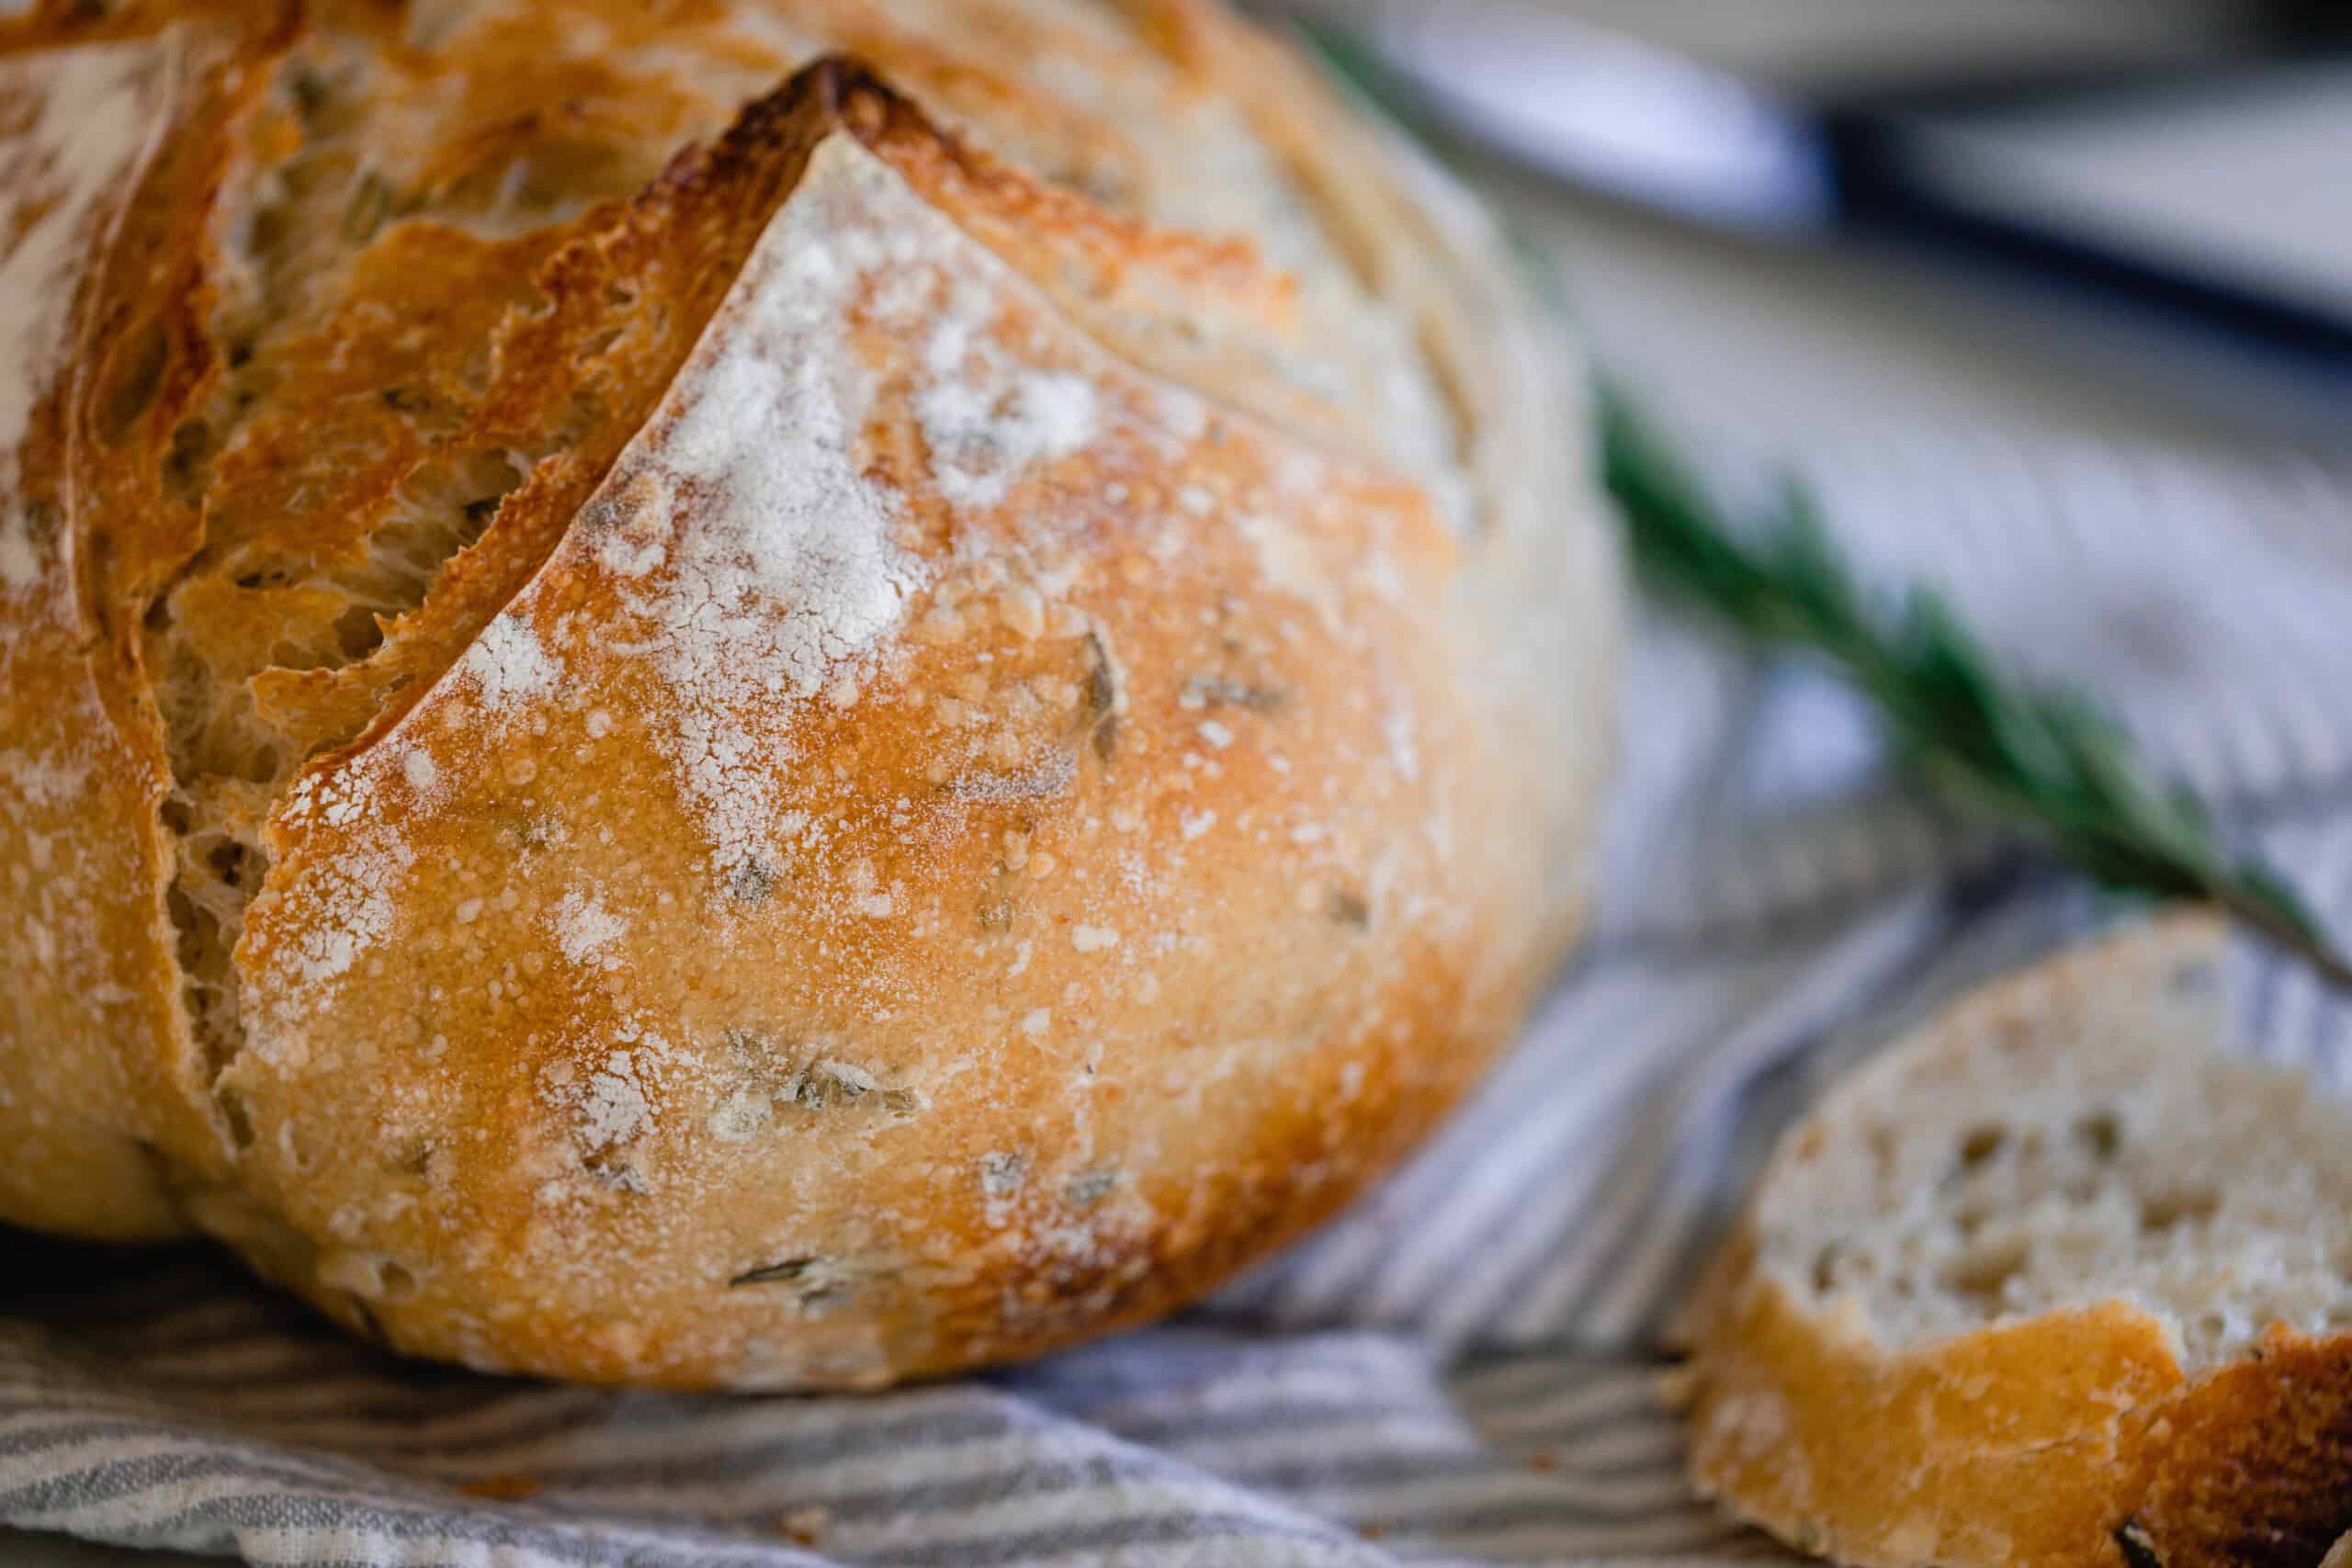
1681,915 -> 2352,1568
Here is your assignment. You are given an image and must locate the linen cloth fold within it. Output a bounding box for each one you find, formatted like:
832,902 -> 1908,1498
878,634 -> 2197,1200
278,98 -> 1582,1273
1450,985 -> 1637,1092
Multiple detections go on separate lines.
6,407 -> 2351,1567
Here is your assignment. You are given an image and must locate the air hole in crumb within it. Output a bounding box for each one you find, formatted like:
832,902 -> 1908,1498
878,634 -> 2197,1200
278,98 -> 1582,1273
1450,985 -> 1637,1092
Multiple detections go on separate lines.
159,797 -> 192,834
2140,1190 -> 2218,1235
1943,1238 -> 2029,1305
325,446 -> 526,639
2074,1111 -> 2122,1161
205,840 -> 252,889
376,1260 -> 418,1302
334,601 -> 386,660
212,1086 -> 255,1150
1957,1125 -> 2007,1170
1811,1245 -> 1840,1293
2166,958 -> 2221,997
282,63 -> 331,120
243,199 -> 290,269
164,884 -> 200,943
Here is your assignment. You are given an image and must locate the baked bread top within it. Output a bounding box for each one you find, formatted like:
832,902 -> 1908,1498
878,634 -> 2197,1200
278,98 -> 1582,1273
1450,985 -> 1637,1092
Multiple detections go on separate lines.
0,0 -> 1617,1386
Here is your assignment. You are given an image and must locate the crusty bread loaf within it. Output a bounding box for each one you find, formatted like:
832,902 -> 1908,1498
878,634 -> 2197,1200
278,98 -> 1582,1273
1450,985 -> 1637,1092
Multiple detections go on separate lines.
0,0 -> 1617,1388
1677,914 -> 2352,1567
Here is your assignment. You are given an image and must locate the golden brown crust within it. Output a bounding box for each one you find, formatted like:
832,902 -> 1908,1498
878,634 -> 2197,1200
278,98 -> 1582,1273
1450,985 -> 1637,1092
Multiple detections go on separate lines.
0,6 -> 294,1235
2114,1329 -> 2352,1568
0,1 -> 1614,1388
220,104 -> 1496,1388
1690,1261 -> 2352,1568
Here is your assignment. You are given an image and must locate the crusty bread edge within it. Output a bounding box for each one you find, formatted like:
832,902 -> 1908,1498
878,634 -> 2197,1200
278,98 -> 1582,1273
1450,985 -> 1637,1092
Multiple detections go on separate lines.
1679,914 -> 2352,1567
1686,1251 -> 2352,1566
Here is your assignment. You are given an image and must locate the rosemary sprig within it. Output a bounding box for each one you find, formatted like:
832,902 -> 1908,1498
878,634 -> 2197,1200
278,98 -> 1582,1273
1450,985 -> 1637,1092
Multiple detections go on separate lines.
1600,386 -> 2352,991
1283,20 -> 2349,988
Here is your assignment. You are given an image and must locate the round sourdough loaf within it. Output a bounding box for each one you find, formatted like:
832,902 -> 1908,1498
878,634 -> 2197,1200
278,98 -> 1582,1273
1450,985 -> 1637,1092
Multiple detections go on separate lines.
0,0 -> 1617,1388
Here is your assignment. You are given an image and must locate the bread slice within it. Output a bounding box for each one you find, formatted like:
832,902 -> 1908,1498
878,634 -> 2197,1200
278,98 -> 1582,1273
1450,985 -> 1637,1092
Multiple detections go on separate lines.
1676,913 -> 2352,1567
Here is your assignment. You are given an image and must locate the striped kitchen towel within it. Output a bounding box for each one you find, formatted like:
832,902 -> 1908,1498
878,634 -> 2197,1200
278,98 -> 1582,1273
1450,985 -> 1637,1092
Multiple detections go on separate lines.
5,425 -> 2351,1567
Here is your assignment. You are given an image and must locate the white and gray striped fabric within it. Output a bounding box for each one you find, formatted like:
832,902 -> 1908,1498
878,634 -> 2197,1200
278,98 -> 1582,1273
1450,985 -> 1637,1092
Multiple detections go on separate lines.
6,425 -> 2351,1568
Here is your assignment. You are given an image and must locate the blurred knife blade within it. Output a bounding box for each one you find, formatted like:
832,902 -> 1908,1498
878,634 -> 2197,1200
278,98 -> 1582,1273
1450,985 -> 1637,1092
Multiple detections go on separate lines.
1309,1 -> 1839,231
1261,0 -> 2352,415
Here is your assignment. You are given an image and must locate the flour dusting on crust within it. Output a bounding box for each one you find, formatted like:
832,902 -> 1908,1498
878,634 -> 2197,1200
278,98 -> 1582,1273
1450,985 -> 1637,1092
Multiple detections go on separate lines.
458,612 -> 561,717
571,139 -> 933,885
917,278 -> 1101,510
253,769 -> 416,1061
541,1014 -> 676,1172
559,135 -> 1159,887
551,886 -> 627,969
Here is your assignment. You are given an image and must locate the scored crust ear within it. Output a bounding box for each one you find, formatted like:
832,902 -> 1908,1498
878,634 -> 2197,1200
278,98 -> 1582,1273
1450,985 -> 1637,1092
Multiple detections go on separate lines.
243,61 -> 874,770
194,45 -> 1510,1388
163,51 -> 1375,1174
245,52 -> 1441,779
0,4 -> 300,1235
140,54 -> 882,1180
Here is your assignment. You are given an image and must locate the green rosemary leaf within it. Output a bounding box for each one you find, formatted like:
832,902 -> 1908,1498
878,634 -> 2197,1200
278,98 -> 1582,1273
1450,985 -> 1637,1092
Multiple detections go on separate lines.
1281,22 -> 2346,988
1599,384 -> 2352,992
